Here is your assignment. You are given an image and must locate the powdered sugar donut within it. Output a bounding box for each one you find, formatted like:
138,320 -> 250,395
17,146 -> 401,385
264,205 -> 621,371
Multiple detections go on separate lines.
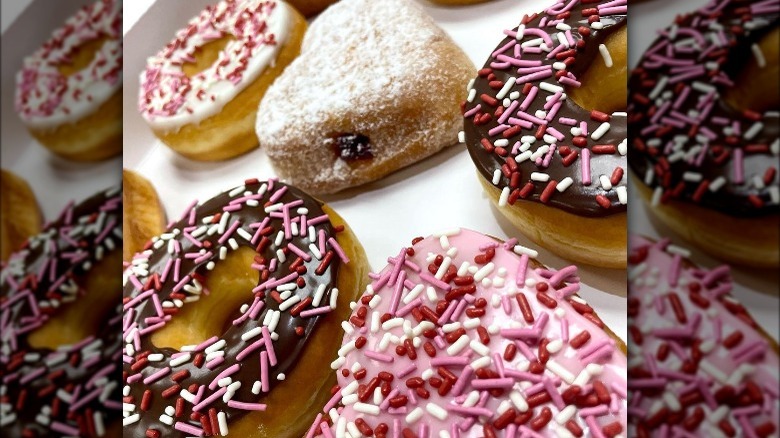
462,0 -> 628,268
627,236 -> 779,437
0,186 -> 123,437
255,0 -> 474,195
311,228 -> 627,437
15,0 -> 122,161
629,1 -> 779,267
138,0 -> 306,161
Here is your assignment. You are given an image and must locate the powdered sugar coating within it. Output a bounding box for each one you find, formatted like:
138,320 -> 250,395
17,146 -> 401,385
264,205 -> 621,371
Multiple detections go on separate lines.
256,0 -> 474,194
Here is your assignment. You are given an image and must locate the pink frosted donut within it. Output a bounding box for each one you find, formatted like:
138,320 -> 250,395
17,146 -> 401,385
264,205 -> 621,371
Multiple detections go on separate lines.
311,228 -> 627,437
627,236 -> 779,437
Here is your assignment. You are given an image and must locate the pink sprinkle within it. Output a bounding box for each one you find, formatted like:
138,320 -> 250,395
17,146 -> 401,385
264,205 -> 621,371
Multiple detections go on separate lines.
227,400 -> 267,411
364,350 -> 394,363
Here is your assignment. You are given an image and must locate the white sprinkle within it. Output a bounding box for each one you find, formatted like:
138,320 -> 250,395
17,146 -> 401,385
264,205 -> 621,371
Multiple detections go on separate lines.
616,186 -> 628,204
469,340 -> 491,356
744,122 -> 763,140
752,43 -> 766,67
510,391 -> 529,412
427,403 -> 448,420
352,402 -> 379,415
330,288 -> 339,309
497,78 -> 516,100
651,186 -> 663,206
531,172 -> 550,182
709,176 -> 727,192
591,122 -> 610,140
546,359 -> 576,384
498,186 -> 511,207
556,177 -> 573,192
598,44 -> 613,67
513,245 -> 539,258
406,407 -> 424,424
473,263 -> 495,281
600,175 -> 613,190
122,414 -> 140,426
458,131 -> 466,143
218,411 -> 228,435
555,405 -> 577,424
446,335 -> 470,355
663,391 -> 681,411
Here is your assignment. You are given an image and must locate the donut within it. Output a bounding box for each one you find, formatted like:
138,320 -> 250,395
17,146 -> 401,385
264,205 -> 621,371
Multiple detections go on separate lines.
0,170 -> 41,262
122,169 -> 166,262
14,0 -> 121,162
627,235 -> 779,437
462,1 -> 628,269
121,178 -> 370,437
0,186 -> 123,437
286,0 -> 337,17
628,2 -> 779,267
310,228 -> 627,437
138,0 -> 306,162
255,0 -> 474,195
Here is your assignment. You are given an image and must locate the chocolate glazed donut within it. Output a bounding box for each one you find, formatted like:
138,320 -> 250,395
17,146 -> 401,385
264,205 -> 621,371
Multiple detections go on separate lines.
462,0 -> 628,268
121,179 -> 367,438
628,0 -> 779,266
0,187 -> 123,437
629,2 -> 778,214
464,2 -> 627,216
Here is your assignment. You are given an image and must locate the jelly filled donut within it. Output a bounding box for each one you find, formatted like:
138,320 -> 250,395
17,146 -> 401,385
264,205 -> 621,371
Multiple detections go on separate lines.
0,170 -> 41,261
628,2 -> 779,267
311,228 -> 627,437
463,0 -> 628,269
121,178 -> 369,437
138,0 -> 306,162
256,0 -> 474,195
627,235 -> 779,437
15,0 -> 121,162
0,186 -> 123,437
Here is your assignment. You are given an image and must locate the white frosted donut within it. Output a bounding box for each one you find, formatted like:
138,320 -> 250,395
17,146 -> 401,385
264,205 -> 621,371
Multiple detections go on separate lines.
14,0 -> 121,131
138,0 -> 291,134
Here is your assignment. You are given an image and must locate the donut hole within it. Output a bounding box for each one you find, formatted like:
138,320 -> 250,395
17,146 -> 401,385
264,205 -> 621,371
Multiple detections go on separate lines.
723,27 -> 780,113
57,36 -> 110,77
567,25 -> 627,114
27,249 -> 121,350
150,246 -> 257,350
182,35 -> 236,78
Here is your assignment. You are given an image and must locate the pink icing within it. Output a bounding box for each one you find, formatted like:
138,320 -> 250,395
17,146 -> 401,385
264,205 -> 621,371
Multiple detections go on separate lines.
312,228 -> 626,437
627,236 -> 779,437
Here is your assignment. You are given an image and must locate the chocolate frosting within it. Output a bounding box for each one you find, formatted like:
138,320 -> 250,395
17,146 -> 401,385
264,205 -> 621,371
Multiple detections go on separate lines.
0,187 -> 123,437
464,3 -> 627,218
628,3 -> 779,217
122,180 -> 344,438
